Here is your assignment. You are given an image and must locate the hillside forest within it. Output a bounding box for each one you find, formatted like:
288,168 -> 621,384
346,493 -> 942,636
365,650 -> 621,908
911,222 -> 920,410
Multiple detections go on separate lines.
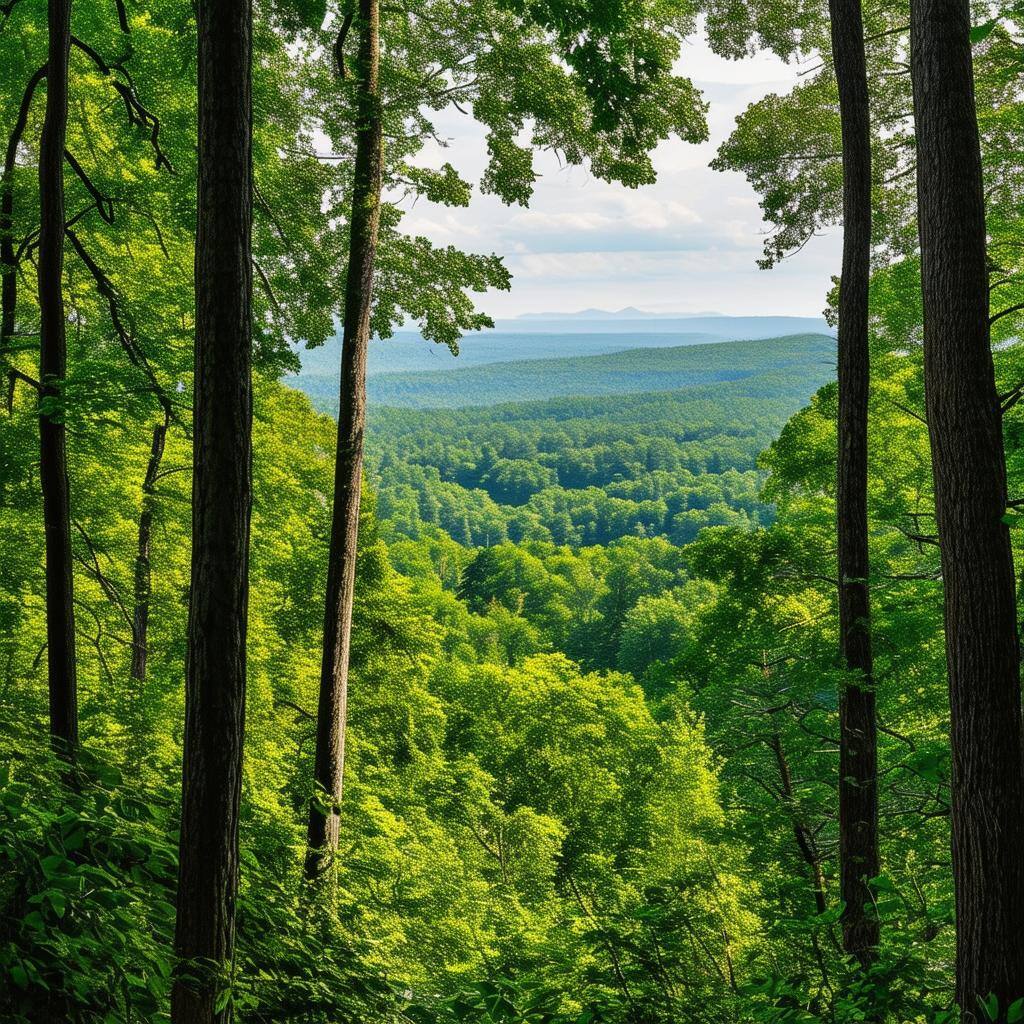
3,0 -> 1024,1023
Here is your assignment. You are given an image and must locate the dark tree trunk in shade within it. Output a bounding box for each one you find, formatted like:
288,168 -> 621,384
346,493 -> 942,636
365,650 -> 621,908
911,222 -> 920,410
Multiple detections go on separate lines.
910,0 -> 1024,1015
171,0 -> 253,1018
131,418 -> 167,682
305,0 -> 382,881
38,0 -> 77,755
829,0 -> 879,966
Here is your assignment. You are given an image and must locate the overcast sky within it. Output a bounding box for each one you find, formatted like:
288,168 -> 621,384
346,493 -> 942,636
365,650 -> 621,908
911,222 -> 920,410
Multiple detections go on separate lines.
396,34 -> 840,320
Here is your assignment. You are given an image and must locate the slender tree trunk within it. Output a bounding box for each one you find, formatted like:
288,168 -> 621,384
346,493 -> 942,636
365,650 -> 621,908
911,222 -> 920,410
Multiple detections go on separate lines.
304,0 -> 382,882
830,0 -> 879,967
38,0 -> 77,755
131,506 -> 153,680
910,0 -> 1024,1015
768,732 -> 827,917
768,731 -> 834,994
131,418 -> 167,681
2,65 -> 47,352
171,0 -> 252,1017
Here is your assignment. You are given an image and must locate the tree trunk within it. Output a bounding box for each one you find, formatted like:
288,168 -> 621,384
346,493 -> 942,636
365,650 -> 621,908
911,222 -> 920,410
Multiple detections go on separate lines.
2,65 -> 47,352
37,0 -> 77,755
829,0 -> 879,967
131,418 -> 167,682
910,0 -> 1024,1015
171,0 -> 253,1017
304,0 -> 382,882
768,732 -> 827,917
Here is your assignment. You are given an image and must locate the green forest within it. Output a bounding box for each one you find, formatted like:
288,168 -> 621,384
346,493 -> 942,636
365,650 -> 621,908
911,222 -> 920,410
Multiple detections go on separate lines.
356,334 -> 835,546
3,0 -> 1024,1023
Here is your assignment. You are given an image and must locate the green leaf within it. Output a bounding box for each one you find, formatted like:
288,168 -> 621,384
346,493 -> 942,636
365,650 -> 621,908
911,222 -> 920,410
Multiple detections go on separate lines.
979,993 -> 1000,1022
46,890 -> 67,917
40,854 -> 68,877
269,0 -> 327,32
971,20 -> 997,43
1008,998 -> 1024,1024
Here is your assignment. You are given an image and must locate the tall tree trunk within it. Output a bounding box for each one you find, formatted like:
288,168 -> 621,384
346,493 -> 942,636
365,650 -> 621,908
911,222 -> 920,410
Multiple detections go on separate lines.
38,0 -> 77,755
171,0 -> 252,1017
910,0 -> 1024,1015
304,0 -> 382,882
131,417 -> 167,681
829,0 -> 879,966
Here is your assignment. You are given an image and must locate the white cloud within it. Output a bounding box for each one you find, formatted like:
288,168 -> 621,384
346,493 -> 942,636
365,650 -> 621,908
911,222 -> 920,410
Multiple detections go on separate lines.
393,31 -> 838,318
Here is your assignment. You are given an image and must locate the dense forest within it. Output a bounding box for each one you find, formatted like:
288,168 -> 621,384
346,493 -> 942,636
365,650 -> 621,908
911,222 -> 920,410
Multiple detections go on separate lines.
297,332 -> 834,409
3,0 -> 1024,1023
358,335 -> 835,546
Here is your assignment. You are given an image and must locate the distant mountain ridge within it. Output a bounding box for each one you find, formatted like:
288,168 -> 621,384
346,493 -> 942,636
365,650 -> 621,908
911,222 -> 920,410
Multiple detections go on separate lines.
515,306 -> 723,320
490,314 -> 834,336
294,315 -> 835,377
294,333 -> 836,412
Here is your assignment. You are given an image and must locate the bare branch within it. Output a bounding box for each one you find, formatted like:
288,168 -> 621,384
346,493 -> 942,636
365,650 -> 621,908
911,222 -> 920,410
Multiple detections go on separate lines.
65,227 -> 177,422
333,11 -> 353,79
64,149 -> 115,223
7,367 -> 40,411
991,302 -> 1024,328
72,520 -> 135,631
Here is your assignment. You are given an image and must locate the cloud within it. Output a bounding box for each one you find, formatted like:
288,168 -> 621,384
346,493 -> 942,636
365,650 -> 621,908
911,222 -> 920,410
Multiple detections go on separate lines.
393,33 -> 839,317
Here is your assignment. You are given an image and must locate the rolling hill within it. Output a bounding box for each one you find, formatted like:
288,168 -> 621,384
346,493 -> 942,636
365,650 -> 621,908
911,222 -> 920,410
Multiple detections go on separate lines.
290,314 -> 835,380
295,333 -> 836,412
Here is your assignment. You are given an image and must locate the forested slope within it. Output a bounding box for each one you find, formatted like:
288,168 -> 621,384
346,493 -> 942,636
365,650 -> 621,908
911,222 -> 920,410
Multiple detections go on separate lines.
1,378 -> 757,1022
8,324 -> 1018,1021
291,313 -> 834,378
363,334 -> 835,545
296,328 -> 722,375
295,332 -> 835,410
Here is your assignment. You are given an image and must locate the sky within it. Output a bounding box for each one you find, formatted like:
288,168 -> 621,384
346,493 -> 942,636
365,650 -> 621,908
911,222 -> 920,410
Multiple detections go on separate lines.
396,34 -> 841,320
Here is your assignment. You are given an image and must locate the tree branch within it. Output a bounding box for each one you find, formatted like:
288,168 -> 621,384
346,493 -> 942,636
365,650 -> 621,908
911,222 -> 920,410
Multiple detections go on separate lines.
71,36 -> 174,172
333,11 -> 353,79
6,367 -> 40,411
65,227 -> 177,422
990,302 -> 1024,328
64,149 -> 115,223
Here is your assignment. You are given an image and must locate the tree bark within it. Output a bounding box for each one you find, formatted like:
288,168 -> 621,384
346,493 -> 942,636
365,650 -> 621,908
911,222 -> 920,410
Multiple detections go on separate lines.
829,0 -> 879,967
171,0 -> 252,1018
305,0 -> 382,882
131,418 -> 167,681
37,0 -> 77,755
910,0 -> 1024,1015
